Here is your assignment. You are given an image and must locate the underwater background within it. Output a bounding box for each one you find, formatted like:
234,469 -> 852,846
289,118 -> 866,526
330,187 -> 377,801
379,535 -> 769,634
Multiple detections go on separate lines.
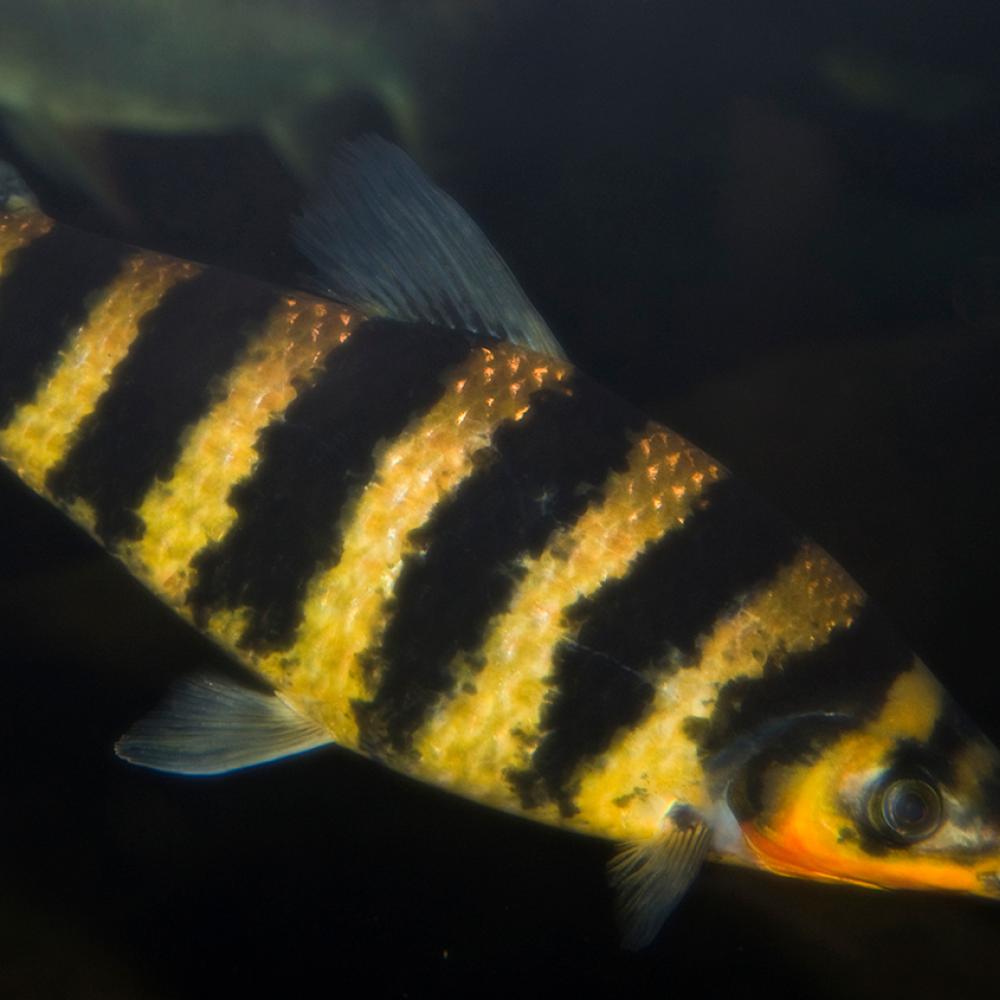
1,1 -> 999,996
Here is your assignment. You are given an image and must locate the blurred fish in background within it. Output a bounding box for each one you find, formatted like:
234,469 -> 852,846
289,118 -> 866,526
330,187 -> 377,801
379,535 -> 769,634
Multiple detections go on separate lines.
0,0 -> 517,274
0,2 -> 409,200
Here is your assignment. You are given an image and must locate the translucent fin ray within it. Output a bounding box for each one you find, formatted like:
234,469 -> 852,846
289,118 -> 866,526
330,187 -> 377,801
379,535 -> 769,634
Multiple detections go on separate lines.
294,135 -> 566,359
115,674 -> 334,775
0,159 -> 38,213
608,813 -> 711,949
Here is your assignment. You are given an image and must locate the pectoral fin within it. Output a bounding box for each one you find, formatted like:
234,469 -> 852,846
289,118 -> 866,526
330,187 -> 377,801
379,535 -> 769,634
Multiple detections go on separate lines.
608,806 -> 711,949
115,674 -> 333,775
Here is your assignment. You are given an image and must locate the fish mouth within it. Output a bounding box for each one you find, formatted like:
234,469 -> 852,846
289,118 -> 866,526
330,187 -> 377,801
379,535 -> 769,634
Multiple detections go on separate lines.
742,820 -> 1000,897
977,870 -> 1000,896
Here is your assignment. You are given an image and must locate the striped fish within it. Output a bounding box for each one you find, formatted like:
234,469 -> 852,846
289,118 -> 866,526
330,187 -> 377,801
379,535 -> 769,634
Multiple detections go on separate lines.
1,139 -> 998,946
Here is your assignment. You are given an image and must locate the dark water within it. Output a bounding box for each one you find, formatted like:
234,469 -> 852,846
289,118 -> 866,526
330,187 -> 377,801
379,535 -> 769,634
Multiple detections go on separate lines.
2,2 -> 999,997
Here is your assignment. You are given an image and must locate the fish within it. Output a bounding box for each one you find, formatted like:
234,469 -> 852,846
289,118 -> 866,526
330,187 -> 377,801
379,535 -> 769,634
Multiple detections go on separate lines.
0,0 -> 426,219
0,138 -> 998,948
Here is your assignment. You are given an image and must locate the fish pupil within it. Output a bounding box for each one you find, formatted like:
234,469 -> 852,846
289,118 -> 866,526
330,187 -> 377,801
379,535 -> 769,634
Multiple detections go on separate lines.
876,777 -> 942,841
891,790 -> 928,825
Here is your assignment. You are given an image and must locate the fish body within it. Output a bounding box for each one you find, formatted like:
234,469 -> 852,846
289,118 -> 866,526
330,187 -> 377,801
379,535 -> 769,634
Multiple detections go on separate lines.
1,142 -> 998,944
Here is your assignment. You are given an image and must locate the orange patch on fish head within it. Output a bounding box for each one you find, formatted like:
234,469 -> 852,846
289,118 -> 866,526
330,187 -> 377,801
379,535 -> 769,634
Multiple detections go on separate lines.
734,664 -> 1000,900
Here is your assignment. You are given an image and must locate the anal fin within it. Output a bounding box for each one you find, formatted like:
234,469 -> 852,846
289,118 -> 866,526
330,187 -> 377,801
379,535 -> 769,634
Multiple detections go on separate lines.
115,674 -> 334,775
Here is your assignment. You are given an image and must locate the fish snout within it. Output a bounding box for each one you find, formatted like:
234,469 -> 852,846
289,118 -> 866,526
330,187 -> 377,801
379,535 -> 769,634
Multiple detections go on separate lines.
977,870 -> 1000,896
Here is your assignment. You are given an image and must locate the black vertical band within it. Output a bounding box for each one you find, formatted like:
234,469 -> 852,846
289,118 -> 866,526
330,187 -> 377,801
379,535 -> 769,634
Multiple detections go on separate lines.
356,372 -> 645,757
510,476 -> 802,813
703,606 -> 913,821
47,267 -> 279,543
188,319 -> 472,650
0,226 -> 129,424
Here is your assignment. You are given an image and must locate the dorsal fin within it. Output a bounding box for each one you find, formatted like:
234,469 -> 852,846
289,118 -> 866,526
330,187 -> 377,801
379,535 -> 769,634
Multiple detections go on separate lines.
294,136 -> 567,359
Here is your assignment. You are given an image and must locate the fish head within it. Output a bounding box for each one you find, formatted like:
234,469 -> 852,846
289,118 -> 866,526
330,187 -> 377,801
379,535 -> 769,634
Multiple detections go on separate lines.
725,662 -> 1000,899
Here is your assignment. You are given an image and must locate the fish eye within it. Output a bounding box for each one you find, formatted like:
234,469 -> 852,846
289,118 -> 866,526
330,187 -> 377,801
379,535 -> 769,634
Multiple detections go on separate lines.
867,776 -> 943,844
